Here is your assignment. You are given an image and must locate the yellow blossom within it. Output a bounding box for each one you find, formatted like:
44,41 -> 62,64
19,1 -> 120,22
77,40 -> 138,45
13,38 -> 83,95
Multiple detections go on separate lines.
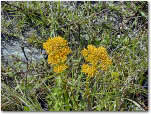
43,36 -> 71,73
43,36 -> 71,56
48,54 -> 67,65
81,45 -> 99,65
81,45 -> 112,76
81,48 -> 88,57
53,64 -> 68,73
81,64 -> 97,77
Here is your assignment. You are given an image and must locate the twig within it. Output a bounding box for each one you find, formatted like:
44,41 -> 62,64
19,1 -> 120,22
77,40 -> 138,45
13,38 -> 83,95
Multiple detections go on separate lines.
21,46 -> 29,98
21,46 -> 28,62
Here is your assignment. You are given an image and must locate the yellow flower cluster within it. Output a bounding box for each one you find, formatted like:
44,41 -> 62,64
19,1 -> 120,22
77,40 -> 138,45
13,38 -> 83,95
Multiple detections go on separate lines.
53,64 -> 68,73
43,36 -> 72,73
81,64 -> 97,76
81,45 -> 112,77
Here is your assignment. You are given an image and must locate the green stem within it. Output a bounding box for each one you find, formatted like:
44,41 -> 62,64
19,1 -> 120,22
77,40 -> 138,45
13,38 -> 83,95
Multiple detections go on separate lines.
85,77 -> 91,111
56,73 -> 70,111
56,75 -> 62,87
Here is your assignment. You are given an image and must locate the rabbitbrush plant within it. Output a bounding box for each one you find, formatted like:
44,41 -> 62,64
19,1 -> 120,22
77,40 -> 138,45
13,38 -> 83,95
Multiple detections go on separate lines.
43,36 -> 113,111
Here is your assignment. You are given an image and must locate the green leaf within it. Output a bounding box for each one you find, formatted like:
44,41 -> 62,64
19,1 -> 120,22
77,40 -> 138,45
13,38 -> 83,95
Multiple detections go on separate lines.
140,11 -> 147,19
24,106 -> 30,111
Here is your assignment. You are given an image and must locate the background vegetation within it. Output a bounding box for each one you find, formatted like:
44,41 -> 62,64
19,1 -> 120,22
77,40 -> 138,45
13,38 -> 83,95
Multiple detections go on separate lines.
1,1 -> 148,111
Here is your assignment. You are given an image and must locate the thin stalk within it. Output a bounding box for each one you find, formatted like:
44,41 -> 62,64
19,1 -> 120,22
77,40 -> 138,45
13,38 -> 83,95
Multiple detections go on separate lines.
85,77 -> 92,111
21,46 -> 29,98
25,62 -> 28,98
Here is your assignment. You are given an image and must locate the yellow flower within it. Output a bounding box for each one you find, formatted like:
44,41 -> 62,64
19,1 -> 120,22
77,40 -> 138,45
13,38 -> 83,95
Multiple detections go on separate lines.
43,36 -> 71,55
43,36 -> 72,73
81,48 -> 88,57
47,54 -> 67,65
97,46 -> 108,60
99,57 -> 112,71
81,64 -> 97,77
81,45 -> 99,65
81,45 -> 112,76
53,64 -> 68,73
